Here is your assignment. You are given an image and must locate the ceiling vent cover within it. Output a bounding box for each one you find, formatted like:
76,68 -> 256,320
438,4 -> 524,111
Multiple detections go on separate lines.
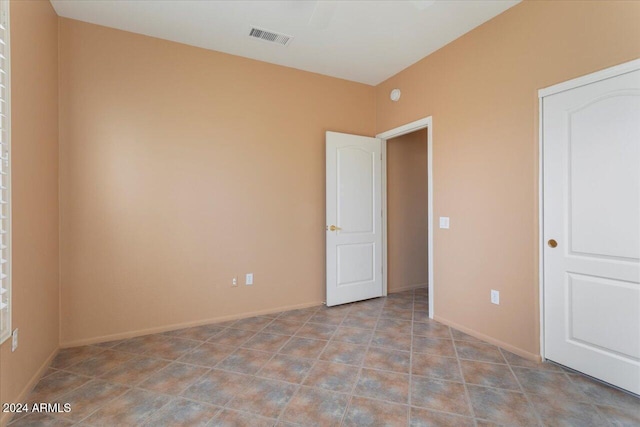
249,27 -> 293,46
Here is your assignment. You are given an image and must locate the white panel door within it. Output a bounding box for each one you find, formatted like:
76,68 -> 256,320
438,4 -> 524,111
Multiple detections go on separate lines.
326,131 -> 383,306
543,68 -> 640,394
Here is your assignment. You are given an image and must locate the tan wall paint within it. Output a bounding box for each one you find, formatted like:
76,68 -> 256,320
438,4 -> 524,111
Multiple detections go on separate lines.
376,0 -> 640,356
0,1 -> 59,423
7,0 -> 634,363
387,129 -> 428,293
58,19 -> 375,345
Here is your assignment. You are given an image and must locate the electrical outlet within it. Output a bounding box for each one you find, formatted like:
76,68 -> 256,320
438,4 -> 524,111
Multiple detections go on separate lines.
245,273 -> 253,286
232,277 -> 238,287
491,290 -> 500,305
11,328 -> 18,352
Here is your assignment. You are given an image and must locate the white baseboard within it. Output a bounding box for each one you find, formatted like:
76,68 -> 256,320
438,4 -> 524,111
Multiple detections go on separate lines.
434,314 -> 541,362
60,300 -> 323,348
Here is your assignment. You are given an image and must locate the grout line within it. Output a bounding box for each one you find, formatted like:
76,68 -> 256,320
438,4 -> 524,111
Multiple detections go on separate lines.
128,390 -> 176,426
503,349 -> 545,427
275,302 -> 358,425
21,289 -> 636,427
562,366 -> 640,404
206,407 -> 278,425
206,318 -> 316,414
591,404 -> 617,427
152,359 -> 524,416
171,364 -> 213,397
409,371 -> 561,395
237,328 -> 316,412
449,322 -> 478,426
338,300 -> 385,426
11,297 -> 371,426
56,380 -> 133,425
274,304 -> 346,419
340,297 -> 388,425
407,291 -> 416,427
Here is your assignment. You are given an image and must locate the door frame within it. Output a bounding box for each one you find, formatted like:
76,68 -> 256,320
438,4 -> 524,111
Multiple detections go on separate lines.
537,58 -> 640,361
376,116 -> 434,319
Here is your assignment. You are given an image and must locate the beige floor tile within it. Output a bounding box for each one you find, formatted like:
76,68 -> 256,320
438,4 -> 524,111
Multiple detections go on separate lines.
22,288 -> 637,427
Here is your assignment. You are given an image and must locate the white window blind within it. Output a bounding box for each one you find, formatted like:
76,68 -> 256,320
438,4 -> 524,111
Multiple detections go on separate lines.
0,0 -> 11,345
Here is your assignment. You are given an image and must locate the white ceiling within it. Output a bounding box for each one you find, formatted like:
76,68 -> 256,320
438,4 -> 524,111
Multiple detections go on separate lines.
50,0 -> 520,85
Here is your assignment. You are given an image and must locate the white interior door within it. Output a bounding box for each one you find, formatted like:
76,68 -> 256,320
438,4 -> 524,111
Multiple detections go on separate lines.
326,131 -> 383,306
543,68 -> 640,394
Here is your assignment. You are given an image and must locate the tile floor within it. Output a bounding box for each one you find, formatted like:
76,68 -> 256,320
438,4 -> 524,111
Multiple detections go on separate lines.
8,288 -> 640,426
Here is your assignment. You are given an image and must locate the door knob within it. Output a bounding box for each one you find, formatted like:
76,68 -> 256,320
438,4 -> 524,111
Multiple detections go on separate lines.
548,239 -> 558,248
328,225 -> 342,231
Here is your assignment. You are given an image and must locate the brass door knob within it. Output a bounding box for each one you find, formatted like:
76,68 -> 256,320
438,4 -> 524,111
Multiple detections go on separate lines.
548,239 -> 558,248
328,225 -> 342,231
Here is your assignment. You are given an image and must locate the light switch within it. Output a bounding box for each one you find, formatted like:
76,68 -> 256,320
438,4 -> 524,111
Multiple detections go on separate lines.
439,217 -> 450,229
245,273 -> 253,286
491,290 -> 500,305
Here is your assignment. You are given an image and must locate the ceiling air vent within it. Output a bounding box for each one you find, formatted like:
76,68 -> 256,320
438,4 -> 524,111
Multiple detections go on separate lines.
248,27 -> 293,47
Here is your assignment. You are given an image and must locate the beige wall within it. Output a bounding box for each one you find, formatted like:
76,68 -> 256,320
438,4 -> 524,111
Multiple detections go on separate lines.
2,0 -> 636,373
58,19 -> 376,345
0,1 -> 59,424
376,0 -> 640,357
387,129 -> 428,293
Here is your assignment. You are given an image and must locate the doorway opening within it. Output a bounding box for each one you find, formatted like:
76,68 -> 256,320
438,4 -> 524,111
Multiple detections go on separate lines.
377,117 -> 434,318
386,129 -> 429,297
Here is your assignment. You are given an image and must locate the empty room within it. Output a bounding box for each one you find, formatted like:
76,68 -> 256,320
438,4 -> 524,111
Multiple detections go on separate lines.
0,0 -> 639,425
